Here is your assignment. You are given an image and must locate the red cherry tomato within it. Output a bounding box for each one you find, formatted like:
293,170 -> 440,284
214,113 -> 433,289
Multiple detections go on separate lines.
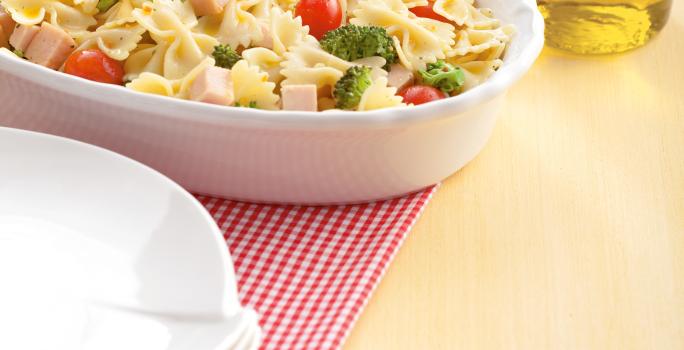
409,1 -> 451,23
398,85 -> 447,105
295,0 -> 342,40
64,49 -> 124,85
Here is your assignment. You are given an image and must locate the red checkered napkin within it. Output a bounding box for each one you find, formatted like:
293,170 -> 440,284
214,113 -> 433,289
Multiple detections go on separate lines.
196,185 -> 437,350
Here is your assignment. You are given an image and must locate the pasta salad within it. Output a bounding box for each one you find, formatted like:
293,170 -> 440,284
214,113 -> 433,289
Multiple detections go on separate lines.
0,0 -> 514,111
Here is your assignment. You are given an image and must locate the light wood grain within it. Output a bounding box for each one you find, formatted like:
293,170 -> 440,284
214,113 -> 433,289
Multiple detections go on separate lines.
343,3 -> 684,350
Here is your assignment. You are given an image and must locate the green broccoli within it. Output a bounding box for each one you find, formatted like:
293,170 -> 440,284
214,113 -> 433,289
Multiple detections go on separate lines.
333,66 -> 373,110
235,101 -> 258,109
320,25 -> 397,68
11,48 -> 24,59
418,60 -> 466,95
212,44 -> 241,69
96,0 -> 119,12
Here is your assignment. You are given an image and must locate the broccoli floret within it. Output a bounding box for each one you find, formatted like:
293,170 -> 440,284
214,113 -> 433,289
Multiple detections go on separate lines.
11,48 -> 24,59
96,0 -> 119,12
418,60 -> 466,95
320,25 -> 397,68
333,66 -> 373,110
212,45 -> 241,69
235,101 -> 258,109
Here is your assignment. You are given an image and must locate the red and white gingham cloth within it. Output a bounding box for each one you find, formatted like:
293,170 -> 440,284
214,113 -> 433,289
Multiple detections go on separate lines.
196,185 -> 437,350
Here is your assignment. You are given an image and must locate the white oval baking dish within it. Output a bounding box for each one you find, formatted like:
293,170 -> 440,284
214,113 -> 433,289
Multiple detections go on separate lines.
0,0 -> 544,204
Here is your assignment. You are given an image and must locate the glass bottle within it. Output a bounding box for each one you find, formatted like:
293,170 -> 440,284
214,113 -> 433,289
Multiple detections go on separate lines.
538,0 -> 673,54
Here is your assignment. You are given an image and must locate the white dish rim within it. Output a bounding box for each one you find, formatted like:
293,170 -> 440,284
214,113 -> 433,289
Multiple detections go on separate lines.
0,0 -> 544,130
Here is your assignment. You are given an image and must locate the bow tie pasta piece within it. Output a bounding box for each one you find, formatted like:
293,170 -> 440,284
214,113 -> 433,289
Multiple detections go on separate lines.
433,0 -> 499,29
127,71 -> 178,96
341,0 -> 425,24
236,7 -> 314,85
281,43 -> 353,92
351,0 -> 455,71
230,60 -> 280,109
242,47 -> 283,83
357,76 -> 405,111
263,7 -> 314,56
127,56 -> 214,97
124,43 -> 166,80
74,21 -> 146,61
133,0 -> 218,79
47,2 -> 97,34
163,33 -> 217,79
1,0 -> 48,25
448,25 -> 515,60
196,0 -> 270,49
133,0 -> 200,40
449,58 -> 502,91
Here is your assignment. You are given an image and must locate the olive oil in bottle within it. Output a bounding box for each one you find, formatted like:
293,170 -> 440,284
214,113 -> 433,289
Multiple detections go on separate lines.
538,0 -> 672,54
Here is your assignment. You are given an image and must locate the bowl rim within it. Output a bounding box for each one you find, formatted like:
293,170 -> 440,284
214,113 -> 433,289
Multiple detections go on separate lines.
0,0 -> 544,130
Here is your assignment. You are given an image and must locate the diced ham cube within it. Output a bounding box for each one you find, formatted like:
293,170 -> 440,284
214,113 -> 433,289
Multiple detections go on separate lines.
25,22 -> 76,69
0,7 -> 15,37
281,85 -> 318,112
9,24 -> 39,52
387,63 -> 415,91
189,0 -> 229,16
189,65 -> 235,106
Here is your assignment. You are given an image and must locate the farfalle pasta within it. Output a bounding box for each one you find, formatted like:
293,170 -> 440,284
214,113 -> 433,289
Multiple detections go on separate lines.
73,21 -> 145,60
433,0 -> 499,28
264,6 -> 312,55
230,59 -> 280,109
132,0 -> 217,79
448,25 -> 515,58
241,47 -> 283,83
0,0 -> 514,111
280,43 -> 353,90
196,0 -> 270,49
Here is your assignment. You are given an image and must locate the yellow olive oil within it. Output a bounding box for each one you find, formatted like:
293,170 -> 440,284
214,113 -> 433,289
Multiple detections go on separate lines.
538,0 -> 672,54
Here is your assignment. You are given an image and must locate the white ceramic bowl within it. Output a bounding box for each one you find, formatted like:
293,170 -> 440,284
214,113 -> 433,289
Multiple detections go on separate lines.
0,127 -> 260,350
0,0 -> 544,204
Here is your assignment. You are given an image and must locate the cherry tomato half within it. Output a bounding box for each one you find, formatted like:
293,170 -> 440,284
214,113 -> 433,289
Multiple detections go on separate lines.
409,1 -> 451,23
295,0 -> 342,40
398,85 -> 447,105
64,49 -> 124,85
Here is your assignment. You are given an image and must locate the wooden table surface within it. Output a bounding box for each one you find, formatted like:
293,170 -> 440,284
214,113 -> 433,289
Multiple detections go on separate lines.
344,3 -> 684,349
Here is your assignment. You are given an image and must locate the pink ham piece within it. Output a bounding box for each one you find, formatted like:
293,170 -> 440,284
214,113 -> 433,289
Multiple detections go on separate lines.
9,24 -> 39,52
24,22 -> 75,69
281,84 -> 318,112
387,63 -> 415,91
189,65 -> 235,106
189,0 -> 229,16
